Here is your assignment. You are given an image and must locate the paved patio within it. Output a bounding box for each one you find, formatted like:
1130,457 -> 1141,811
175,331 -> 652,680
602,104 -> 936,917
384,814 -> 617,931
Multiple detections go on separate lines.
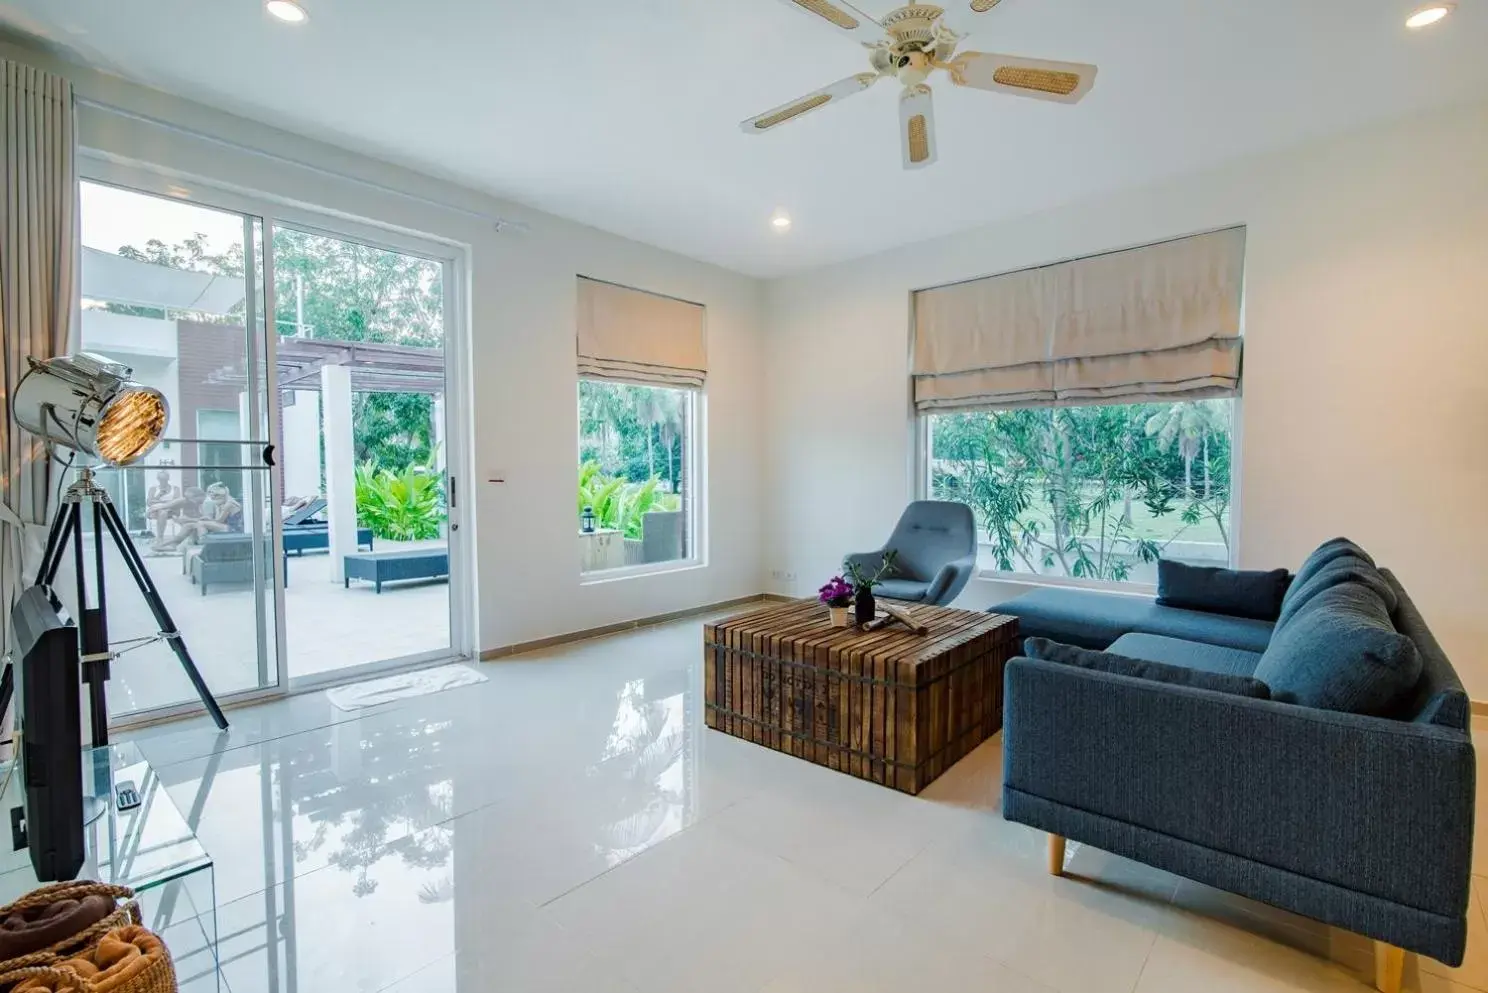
50,533 -> 450,717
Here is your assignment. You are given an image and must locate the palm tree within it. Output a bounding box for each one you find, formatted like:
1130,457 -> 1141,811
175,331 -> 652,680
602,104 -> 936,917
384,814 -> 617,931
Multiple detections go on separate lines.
579,381 -> 633,471
635,391 -> 669,478
1144,401 -> 1226,498
638,389 -> 684,492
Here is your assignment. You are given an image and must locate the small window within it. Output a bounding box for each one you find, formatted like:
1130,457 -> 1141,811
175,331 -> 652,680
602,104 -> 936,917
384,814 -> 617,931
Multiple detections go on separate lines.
578,380 -> 696,575
924,399 -> 1234,584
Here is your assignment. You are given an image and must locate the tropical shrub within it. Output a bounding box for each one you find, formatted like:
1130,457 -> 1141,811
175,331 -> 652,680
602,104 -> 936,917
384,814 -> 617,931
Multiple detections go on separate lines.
578,460 -> 681,539
356,460 -> 445,540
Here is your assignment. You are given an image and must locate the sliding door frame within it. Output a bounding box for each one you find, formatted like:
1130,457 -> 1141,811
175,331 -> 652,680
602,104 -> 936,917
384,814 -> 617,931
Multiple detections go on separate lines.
78,153 -> 476,728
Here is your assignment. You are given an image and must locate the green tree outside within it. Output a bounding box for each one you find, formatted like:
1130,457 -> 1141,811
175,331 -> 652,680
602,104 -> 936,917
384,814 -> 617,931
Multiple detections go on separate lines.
929,401 -> 1232,582
110,229 -> 444,474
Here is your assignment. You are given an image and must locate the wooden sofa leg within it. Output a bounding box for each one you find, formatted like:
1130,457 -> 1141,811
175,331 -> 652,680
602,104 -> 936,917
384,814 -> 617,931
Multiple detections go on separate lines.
1047,835 -> 1066,876
1374,942 -> 1404,993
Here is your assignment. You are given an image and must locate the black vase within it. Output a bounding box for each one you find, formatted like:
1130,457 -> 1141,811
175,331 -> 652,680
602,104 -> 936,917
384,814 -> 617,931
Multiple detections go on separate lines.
854,587 -> 876,625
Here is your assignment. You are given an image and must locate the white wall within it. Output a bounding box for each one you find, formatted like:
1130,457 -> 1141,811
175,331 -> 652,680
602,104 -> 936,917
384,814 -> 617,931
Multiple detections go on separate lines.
765,99 -> 1488,697
2,38 -> 767,657
280,391 -> 321,501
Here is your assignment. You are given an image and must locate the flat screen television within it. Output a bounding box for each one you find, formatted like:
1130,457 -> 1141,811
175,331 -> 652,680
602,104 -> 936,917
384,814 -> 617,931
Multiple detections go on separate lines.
9,584 -> 84,881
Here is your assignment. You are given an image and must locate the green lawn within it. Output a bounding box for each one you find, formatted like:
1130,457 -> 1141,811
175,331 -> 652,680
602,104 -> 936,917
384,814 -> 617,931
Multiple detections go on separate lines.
933,482 -> 1229,550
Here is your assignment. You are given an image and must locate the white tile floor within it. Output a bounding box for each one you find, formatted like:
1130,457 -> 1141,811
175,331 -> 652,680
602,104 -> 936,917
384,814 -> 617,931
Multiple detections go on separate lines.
125,613 -> 1488,993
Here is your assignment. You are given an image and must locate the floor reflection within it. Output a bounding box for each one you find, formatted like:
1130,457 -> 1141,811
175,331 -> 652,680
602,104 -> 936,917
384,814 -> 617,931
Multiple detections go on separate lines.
142,651 -> 705,993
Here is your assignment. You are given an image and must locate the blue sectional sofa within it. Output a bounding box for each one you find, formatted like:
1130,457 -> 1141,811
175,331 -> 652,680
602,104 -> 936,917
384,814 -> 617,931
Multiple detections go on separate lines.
990,541 -> 1474,991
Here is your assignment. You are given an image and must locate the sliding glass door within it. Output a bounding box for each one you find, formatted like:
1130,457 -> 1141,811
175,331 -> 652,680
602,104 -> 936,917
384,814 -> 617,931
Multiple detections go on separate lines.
68,168 -> 469,724
267,223 -> 455,681
64,181 -> 281,719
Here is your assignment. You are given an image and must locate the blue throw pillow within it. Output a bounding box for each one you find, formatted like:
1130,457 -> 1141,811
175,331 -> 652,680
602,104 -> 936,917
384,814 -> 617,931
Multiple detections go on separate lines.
1275,558 -> 1398,632
1253,583 -> 1421,715
1290,538 -> 1375,590
1155,560 -> 1291,621
1024,637 -> 1271,699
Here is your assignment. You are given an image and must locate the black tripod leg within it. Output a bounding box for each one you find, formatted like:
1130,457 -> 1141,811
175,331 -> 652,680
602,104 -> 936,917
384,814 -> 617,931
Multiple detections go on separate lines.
35,501 -> 78,587
83,502 -> 111,749
0,664 -> 11,748
97,501 -> 229,732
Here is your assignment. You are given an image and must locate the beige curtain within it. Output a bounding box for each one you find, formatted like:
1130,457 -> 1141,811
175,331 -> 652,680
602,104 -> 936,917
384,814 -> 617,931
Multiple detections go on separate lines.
1,59 -> 78,663
577,276 -> 706,389
913,227 -> 1245,411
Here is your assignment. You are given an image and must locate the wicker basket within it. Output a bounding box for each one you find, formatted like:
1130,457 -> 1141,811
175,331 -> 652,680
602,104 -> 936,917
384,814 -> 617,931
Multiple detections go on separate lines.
0,884 -> 139,975
0,925 -> 177,993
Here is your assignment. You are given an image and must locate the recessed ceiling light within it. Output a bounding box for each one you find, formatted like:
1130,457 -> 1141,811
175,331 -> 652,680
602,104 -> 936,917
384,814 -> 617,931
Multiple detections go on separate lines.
266,0 -> 308,24
771,210 -> 792,231
1406,3 -> 1454,28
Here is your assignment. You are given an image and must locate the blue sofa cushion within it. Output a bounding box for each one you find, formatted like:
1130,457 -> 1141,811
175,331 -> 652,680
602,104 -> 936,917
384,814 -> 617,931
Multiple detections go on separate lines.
1286,538 -> 1374,596
1024,637 -> 1271,698
1156,560 -> 1291,621
1254,583 -> 1422,715
1276,558 -> 1398,631
1106,632 -> 1264,677
874,578 -> 929,602
988,587 -> 1275,652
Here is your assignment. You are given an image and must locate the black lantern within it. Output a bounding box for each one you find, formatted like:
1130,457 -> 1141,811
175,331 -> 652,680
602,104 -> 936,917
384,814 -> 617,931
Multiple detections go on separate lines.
581,505 -> 596,533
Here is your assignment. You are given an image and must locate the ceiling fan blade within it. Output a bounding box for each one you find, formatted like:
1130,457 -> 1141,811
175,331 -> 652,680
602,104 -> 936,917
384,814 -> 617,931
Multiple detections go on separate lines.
772,0 -> 889,44
946,51 -> 1098,104
936,0 -> 1005,39
899,84 -> 938,170
740,73 -> 883,134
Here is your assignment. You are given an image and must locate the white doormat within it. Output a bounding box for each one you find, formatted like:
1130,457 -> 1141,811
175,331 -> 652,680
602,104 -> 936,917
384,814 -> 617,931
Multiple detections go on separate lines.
325,663 -> 487,711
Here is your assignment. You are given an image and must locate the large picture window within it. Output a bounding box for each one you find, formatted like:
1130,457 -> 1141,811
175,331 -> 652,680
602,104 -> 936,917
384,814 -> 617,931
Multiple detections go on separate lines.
925,399 -> 1234,584
578,379 -> 696,575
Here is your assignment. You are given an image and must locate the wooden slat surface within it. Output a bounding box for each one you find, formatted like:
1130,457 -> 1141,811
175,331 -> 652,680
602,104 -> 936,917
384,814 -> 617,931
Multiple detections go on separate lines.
703,599 -> 1020,794
708,599 -> 1014,686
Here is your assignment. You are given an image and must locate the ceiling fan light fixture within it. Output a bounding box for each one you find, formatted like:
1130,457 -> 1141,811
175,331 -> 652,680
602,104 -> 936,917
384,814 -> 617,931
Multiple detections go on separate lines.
744,1 -> 1098,169
266,0 -> 309,24
1405,3 -> 1454,28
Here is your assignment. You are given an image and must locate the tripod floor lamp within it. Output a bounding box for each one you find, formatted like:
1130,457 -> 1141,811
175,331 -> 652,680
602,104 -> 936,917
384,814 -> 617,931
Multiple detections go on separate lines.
2,352 -> 229,747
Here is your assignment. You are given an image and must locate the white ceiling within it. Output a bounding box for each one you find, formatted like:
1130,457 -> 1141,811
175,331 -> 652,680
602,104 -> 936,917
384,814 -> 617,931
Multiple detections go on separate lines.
2,0 -> 1485,277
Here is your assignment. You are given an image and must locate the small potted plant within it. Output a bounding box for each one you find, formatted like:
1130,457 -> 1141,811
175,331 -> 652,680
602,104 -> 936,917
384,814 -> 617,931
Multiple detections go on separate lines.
846,550 -> 899,625
818,575 -> 855,627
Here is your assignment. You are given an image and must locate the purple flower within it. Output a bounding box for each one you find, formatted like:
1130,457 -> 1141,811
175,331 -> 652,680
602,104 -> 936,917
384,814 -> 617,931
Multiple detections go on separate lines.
818,575 -> 855,607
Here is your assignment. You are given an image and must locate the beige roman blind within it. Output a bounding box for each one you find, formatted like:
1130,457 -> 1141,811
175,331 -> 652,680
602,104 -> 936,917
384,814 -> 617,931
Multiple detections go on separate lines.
577,276 -> 706,389
912,227 -> 1245,411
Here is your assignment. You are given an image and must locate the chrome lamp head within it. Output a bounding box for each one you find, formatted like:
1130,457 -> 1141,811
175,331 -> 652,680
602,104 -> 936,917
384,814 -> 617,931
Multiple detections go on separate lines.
12,353 -> 169,467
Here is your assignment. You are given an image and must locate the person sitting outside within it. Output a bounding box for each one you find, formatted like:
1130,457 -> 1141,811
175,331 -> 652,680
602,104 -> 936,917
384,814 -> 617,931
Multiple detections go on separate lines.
144,469 -> 182,542
155,483 -> 241,550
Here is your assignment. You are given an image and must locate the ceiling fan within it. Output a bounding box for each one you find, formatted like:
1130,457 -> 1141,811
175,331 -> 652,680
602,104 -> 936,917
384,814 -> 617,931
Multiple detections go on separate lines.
740,1 -> 1097,169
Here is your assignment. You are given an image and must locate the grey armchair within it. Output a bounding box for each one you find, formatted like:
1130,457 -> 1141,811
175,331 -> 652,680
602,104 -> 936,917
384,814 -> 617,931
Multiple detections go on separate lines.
843,501 -> 977,606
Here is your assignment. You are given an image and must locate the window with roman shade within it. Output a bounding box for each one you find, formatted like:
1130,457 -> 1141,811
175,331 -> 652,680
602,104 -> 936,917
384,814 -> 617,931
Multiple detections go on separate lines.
576,276 -> 707,389
912,227 -> 1245,411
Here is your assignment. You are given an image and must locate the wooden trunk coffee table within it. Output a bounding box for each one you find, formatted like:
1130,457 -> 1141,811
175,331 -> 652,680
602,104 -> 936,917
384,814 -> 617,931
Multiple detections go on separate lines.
703,599 -> 1019,794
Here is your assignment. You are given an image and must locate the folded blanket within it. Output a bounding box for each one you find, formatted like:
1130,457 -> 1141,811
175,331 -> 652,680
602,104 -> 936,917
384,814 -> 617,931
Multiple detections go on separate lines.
0,896 -> 114,962
13,926 -> 167,993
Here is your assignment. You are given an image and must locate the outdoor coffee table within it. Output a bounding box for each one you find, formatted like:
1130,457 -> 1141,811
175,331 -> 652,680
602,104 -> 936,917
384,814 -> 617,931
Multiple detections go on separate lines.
703,599 -> 1019,794
343,547 -> 449,593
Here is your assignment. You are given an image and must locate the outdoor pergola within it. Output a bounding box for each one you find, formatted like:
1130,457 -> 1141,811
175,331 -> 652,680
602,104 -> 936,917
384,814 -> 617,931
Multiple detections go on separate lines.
209,337 -> 445,582
259,338 -> 444,395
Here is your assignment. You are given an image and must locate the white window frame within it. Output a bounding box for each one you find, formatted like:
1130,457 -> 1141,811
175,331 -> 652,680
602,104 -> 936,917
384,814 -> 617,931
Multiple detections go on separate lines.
577,381 -> 705,584
914,399 -> 1242,593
